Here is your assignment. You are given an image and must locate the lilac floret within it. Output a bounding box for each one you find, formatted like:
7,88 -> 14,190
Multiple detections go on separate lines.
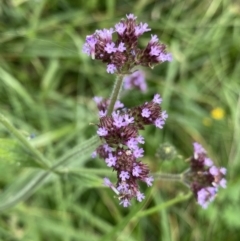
133,147 -> 144,158
105,42 -> 117,54
103,177 -> 112,187
114,100 -> 124,109
141,108 -> 151,118
197,187 -> 217,209
93,96 -> 103,104
103,144 -> 112,153
107,64 -> 117,74
117,182 -> 129,192
209,166 -> 219,176
136,191 -> 145,202
204,157 -> 213,167
120,171 -> 130,181
120,198 -> 131,207
96,28 -> 114,41
193,142 -> 206,155
115,22 -> 126,35
219,178 -> 227,188
150,46 -> 161,56
99,110 -> 107,117
154,118 -> 165,129
145,176 -> 154,186
157,53 -> 173,62
126,138 -> 138,150
117,42 -> 126,52
105,153 -> 117,167
135,22 -> 151,36
97,127 -> 108,136
126,13 -> 137,20
132,165 -> 142,177
91,151 -> 97,158
153,94 -> 162,104
113,113 -> 125,128
137,135 -> 145,144
161,110 -> 168,120
150,34 -> 159,43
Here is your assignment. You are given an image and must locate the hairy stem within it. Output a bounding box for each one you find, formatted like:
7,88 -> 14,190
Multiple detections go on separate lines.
107,74 -> 124,115
153,172 -> 184,182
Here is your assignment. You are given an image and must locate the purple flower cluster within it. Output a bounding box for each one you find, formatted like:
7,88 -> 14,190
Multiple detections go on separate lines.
123,70 -> 147,92
92,94 -> 167,207
184,142 -> 227,209
82,13 -> 172,74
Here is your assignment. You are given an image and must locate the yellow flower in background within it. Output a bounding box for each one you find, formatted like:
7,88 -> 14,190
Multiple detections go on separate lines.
211,107 -> 225,120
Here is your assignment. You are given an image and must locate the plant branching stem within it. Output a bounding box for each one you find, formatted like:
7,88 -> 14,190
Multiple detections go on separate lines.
107,74 -> 124,115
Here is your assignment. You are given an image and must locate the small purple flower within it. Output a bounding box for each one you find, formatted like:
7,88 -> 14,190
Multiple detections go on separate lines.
113,113 -> 125,128
124,114 -> 134,125
126,138 -> 139,150
150,34 -> 159,43
120,198 -> 131,207
157,53 -> 173,62
91,151 -> 97,158
132,165 -> 142,177
107,64 -> 117,74
150,46 -> 161,56
114,100 -> 124,109
120,171 -> 130,181
133,147 -> 144,158
117,42 -> 126,52
96,28 -> 114,41
137,135 -> 144,144
93,96 -> 103,104
99,110 -> 107,117
82,35 -> 97,58
117,182 -> 129,192
103,177 -> 112,187
197,187 -> 217,209
105,42 -> 117,54
154,118 -> 165,129
97,127 -> 108,136
103,143 -> 112,153
105,153 -> 117,167
161,110 -> 168,120
145,176 -> 154,186
115,22 -> 126,35
153,94 -> 162,104
141,108 -> 151,118
204,157 -> 213,167
126,13 -> 137,20
136,191 -> 145,202
135,22 -> 151,36
193,142 -> 206,153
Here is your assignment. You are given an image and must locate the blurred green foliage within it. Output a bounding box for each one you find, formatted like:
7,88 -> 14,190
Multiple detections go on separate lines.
0,0 -> 240,240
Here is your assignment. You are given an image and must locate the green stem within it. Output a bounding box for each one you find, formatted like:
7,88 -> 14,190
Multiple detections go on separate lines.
136,192 -> 192,218
107,74 -> 124,115
0,113 -> 50,169
153,172 -> 184,182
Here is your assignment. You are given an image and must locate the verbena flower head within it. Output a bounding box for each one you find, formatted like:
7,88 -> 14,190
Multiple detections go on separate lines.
123,70 -> 147,92
93,94 -> 167,207
82,14 -> 172,74
184,142 -> 227,209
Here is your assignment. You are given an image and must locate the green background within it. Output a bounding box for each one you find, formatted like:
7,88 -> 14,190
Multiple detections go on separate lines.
0,0 -> 239,240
